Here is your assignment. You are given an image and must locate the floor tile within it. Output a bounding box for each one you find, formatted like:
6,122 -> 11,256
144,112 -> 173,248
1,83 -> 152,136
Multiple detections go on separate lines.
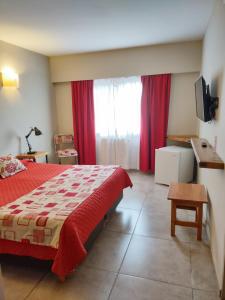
83,231 -> 131,272
127,172 -> 154,184
110,274 -> 192,300
141,196 -> 207,243
142,198 -> 170,214
120,235 -> 191,287
132,181 -> 154,193
193,289 -> 220,300
105,207 -> 140,234
1,257 -> 48,300
134,211 -> 197,242
127,172 -> 154,193
175,226 -> 201,243
134,211 -> 171,240
191,242 -> 218,291
28,266 -> 116,300
147,186 -> 169,200
151,182 -> 169,191
119,188 -> 146,210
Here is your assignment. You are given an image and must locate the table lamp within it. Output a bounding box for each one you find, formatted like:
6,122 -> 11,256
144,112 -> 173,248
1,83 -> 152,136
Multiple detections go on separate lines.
25,127 -> 42,154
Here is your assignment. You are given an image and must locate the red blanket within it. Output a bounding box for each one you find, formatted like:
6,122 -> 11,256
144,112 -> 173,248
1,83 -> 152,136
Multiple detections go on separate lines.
0,161 -> 132,279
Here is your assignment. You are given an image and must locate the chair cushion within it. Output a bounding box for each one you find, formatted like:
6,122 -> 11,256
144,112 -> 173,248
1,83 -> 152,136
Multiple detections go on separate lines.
56,149 -> 78,158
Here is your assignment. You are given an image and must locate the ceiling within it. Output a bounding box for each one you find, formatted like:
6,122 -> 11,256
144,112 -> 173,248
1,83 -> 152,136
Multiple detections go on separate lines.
0,0 -> 215,56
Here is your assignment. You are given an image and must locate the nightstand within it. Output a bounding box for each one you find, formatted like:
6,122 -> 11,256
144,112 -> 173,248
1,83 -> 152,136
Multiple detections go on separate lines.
17,151 -> 48,163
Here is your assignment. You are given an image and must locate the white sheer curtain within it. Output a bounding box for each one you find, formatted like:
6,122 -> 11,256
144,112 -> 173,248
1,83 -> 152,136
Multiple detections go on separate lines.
94,76 -> 142,169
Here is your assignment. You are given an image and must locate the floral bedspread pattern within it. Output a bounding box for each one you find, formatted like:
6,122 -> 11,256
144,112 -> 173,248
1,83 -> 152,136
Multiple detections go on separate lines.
0,165 -> 118,248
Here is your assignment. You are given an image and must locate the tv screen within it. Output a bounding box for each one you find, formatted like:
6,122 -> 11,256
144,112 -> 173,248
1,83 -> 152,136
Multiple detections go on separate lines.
195,76 -> 211,122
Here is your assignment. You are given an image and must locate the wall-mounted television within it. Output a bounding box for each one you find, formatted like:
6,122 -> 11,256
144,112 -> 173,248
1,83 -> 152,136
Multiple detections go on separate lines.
195,76 -> 219,122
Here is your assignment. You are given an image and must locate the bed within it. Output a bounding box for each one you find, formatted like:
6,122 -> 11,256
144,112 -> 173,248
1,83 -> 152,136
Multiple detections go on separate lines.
0,160 -> 132,280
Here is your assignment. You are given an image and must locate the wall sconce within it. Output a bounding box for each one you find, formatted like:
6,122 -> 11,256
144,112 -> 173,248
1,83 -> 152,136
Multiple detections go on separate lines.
0,67 -> 19,88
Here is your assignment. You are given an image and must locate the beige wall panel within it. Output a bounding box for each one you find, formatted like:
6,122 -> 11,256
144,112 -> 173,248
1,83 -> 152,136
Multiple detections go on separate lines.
50,41 -> 202,83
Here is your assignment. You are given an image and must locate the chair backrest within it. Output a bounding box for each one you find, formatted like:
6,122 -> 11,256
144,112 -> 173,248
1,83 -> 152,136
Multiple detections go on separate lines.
54,134 -> 74,145
54,134 -> 75,153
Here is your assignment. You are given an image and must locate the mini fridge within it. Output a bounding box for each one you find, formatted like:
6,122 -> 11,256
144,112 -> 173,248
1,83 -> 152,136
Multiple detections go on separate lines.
155,146 -> 194,185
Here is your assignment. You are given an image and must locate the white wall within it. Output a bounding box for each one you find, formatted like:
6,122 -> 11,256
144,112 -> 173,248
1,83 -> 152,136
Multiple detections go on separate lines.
0,41 -> 56,161
198,0 -> 225,289
50,41 -> 202,83
54,72 -> 199,136
54,82 -> 73,133
168,72 -> 199,135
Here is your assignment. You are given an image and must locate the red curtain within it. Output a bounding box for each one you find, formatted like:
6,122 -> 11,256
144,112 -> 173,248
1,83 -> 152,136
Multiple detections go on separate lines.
139,74 -> 171,173
71,80 -> 96,164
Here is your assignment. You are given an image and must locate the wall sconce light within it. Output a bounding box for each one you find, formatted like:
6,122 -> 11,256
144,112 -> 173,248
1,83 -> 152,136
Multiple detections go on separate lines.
0,67 -> 19,88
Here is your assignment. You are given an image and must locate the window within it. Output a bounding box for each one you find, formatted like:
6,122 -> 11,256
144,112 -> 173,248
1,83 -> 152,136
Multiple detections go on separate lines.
94,76 -> 142,137
94,76 -> 142,169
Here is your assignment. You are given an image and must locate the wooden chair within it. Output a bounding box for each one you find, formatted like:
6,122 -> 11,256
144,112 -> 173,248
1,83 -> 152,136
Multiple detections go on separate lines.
54,134 -> 78,164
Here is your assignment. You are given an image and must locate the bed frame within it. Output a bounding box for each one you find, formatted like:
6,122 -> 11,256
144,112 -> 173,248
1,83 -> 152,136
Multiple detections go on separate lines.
85,192 -> 123,250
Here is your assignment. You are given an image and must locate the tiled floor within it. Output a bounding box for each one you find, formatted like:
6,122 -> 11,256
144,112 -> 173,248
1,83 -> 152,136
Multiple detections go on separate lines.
1,171 -> 220,299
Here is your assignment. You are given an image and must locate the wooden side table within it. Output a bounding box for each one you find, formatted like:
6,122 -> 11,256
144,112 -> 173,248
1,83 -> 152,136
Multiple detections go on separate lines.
167,183 -> 208,240
17,151 -> 48,163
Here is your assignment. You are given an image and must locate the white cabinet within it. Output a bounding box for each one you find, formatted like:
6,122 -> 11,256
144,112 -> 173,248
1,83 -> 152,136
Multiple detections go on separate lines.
155,146 -> 194,185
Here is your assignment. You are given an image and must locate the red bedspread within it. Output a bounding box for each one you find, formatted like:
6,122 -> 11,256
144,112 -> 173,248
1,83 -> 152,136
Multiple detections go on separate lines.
0,161 -> 70,206
0,161 -> 132,279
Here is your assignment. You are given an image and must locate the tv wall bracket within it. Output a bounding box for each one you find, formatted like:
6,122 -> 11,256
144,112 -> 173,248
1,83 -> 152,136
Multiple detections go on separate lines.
209,96 -> 219,120
210,96 -> 219,108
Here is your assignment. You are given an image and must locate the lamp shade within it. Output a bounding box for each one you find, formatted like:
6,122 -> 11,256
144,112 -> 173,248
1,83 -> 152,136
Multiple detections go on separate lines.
34,127 -> 42,136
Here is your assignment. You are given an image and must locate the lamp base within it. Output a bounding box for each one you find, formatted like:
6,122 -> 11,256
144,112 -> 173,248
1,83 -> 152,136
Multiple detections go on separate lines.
27,151 -> 37,155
